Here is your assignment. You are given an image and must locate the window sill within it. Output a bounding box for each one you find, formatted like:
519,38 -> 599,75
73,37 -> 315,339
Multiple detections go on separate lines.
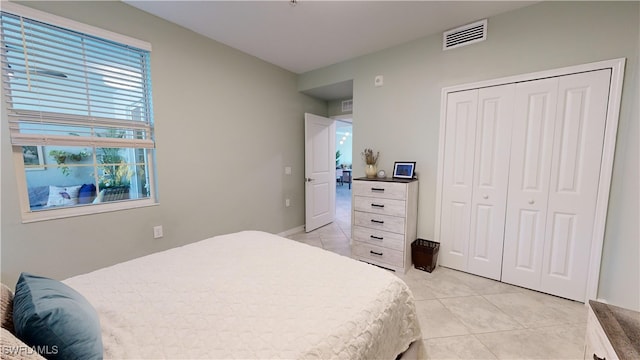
21,199 -> 158,223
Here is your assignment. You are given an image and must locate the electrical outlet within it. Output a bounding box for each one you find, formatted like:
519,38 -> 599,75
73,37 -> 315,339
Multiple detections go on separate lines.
153,225 -> 163,239
285,198 -> 291,207
285,166 -> 292,175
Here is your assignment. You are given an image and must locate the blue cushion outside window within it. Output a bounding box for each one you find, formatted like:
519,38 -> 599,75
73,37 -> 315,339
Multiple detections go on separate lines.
78,183 -> 97,204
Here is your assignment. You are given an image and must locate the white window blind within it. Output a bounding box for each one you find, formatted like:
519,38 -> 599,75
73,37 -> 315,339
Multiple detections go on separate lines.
1,11 -> 154,150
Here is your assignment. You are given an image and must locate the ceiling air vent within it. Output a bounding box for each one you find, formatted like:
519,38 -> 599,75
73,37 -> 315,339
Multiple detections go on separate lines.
443,19 -> 487,51
342,99 -> 353,112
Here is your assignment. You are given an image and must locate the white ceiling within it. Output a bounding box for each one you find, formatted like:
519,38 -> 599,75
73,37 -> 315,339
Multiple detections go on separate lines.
125,1 -> 536,76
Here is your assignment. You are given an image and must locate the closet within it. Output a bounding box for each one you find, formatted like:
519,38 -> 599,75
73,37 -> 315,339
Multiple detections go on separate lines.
436,61 -> 623,303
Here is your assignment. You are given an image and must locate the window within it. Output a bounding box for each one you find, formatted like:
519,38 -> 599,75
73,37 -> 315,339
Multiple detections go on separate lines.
1,4 -> 157,222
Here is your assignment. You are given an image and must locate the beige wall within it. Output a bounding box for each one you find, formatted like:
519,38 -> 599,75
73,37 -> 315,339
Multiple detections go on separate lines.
1,1 -> 326,286
299,1 -> 639,310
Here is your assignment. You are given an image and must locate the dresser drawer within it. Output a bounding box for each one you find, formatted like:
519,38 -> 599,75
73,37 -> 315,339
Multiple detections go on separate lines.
353,242 -> 404,268
354,211 -> 405,234
352,226 -> 405,251
353,196 -> 406,217
353,180 -> 406,200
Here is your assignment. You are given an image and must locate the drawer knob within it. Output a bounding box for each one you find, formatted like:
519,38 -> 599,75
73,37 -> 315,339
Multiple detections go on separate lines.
371,203 -> 385,208
593,354 -> 605,360
371,219 -> 385,224
370,235 -> 383,240
370,250 -> 383,256
371,187 -> 385,192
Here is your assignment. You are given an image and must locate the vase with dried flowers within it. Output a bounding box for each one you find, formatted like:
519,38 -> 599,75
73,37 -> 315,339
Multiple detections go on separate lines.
362,148 -> 379,178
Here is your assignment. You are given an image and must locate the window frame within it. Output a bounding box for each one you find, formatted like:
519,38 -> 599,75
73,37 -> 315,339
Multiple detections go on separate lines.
1,3 -> 158,223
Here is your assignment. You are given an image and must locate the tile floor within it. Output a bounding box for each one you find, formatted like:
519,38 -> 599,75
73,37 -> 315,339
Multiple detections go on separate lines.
286,185 -> 588,359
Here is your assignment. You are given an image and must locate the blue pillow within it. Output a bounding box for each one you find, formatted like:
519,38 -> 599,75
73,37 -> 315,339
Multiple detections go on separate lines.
78,184 -> 97,204
13,273 -> 103,360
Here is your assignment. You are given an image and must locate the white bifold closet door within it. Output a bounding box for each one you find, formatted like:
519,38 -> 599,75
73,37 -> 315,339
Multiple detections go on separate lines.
439,84 -> 514,281
439,69 -> 612,301
502,69 -> 611,301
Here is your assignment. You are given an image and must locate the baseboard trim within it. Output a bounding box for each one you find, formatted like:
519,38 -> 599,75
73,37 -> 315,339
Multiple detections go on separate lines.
277,225 -> 305,237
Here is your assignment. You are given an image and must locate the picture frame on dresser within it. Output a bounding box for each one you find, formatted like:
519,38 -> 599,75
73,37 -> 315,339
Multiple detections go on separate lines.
393,161 -> 415,179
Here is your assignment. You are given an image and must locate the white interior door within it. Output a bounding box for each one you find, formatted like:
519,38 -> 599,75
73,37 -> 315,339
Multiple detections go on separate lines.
440,85 -> 515,280
304,113 -> 336,232
439,90 -> 478,271
437,59 -> 624,302
539,69 -> 611,301
502,77 -> 559,290
467,84 -> 515,280
502,71 -> 611,301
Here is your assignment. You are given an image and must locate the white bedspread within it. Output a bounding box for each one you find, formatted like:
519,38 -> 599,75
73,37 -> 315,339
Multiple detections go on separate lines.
64,231 -> 421,359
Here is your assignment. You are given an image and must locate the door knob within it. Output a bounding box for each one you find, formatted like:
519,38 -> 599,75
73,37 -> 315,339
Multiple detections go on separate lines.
305,178 -> 314,182
528,199 -> 535,205
482,194 -> 489,199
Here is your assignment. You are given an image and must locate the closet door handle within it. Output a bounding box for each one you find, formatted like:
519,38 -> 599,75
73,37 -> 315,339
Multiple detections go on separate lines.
482,194 -> 489,199
371,203 -> 385,208
528,199 -> 535,205
592,354 -> 605,360
371,219 -> 384,224
370,251 -> 383,256
370,235 -> 384,240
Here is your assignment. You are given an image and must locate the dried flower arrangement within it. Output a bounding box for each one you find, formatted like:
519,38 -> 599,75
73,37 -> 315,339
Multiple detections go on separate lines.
361,148 -> 379,165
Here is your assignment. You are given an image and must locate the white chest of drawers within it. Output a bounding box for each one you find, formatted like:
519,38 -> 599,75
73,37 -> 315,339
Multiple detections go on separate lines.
351,178 -> 418,273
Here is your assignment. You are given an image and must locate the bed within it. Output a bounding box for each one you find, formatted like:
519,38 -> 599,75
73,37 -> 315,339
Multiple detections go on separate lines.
5,231 -> 422,359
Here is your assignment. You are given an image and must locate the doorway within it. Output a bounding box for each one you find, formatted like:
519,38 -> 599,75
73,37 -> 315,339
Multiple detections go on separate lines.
334,116 -> 352,235
300,79 -> 354,237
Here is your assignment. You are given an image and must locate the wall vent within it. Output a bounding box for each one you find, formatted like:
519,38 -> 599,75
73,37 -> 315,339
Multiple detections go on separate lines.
341,99 -> 353,112
443,19 -> 487,50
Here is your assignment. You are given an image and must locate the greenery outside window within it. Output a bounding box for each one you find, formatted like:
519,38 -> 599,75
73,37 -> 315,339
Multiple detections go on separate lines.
1,4 -> 157,222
